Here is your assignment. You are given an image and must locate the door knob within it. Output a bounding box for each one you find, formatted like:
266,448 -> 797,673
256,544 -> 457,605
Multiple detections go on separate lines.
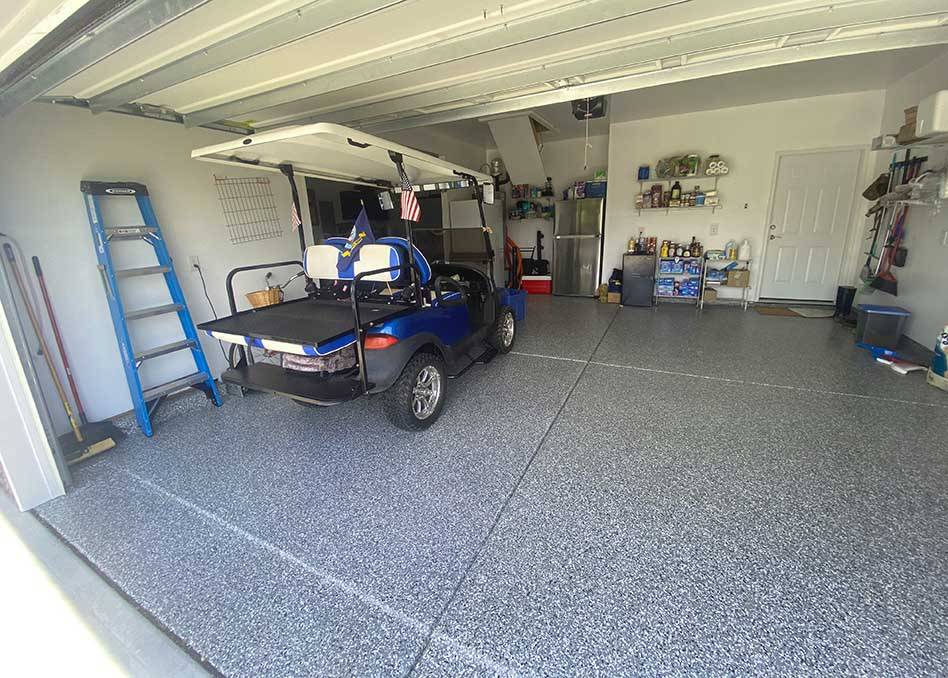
769,224 -> 777,230
769,234 -> 782,240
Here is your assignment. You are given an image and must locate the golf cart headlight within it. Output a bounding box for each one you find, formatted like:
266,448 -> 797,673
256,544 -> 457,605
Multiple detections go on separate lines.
364,333 -> 399,350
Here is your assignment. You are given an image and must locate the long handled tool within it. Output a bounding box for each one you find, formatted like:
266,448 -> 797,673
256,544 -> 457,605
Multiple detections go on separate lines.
3,243 -> 84,442
33,255 -> 124,461
2,244 -> 117,463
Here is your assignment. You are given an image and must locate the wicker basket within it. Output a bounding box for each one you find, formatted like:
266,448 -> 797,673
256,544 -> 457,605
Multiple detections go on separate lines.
245,287 -> 283,308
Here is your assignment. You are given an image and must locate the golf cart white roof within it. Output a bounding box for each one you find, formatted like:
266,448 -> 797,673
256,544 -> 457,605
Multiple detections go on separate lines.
191,122 -> 491,190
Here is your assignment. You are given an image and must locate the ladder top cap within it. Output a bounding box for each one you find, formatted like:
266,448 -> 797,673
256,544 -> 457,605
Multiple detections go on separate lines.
81,181 -> 149,196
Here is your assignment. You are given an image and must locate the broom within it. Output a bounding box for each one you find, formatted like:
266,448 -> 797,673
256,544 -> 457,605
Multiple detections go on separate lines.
32,255 -> 125,463
2,243 -> 121,463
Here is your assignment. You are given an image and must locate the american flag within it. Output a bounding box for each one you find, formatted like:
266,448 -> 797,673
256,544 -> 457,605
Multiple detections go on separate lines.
398,166 -> 421,222
290,201 -> 302,230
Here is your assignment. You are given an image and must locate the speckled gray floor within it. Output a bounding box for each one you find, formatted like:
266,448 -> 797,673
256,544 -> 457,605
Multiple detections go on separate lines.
36,297 -> 948,676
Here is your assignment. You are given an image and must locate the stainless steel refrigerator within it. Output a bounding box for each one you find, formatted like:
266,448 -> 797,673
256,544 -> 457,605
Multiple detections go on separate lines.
552,198 -> 604,297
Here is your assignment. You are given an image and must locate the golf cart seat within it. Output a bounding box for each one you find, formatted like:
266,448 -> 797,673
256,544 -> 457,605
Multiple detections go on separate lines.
318,236 -> 431,287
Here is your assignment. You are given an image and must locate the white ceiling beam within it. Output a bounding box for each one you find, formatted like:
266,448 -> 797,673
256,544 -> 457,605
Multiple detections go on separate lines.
361,26 -> 948,133
87,0 -> 406,113
255,1 -> 947,128
0,0 -> 90,73
181,0 -> 689,127
0,0 -> 209,117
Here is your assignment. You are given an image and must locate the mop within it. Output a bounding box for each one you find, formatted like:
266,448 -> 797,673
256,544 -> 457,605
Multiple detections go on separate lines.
2,242 -> 122,463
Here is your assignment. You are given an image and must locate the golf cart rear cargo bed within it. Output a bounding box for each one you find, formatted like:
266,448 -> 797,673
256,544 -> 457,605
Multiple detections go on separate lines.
198,297 -> 410,346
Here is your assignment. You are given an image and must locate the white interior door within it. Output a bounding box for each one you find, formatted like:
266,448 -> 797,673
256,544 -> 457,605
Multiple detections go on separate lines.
761,149 -> 862,300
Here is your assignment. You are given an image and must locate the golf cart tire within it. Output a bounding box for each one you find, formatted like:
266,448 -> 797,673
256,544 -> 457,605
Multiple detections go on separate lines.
488,305 -> 516,354
383,351 -> 447,431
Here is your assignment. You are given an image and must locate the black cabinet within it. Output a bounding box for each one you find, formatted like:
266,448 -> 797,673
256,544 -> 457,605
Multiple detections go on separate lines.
621,253 -> 655,306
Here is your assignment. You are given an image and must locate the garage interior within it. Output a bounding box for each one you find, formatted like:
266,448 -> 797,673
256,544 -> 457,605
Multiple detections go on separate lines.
1,1 -> 947,675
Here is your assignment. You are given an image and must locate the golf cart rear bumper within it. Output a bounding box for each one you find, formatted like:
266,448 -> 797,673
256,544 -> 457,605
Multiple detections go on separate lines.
222,363 -> 369,406
220,339 -> 421,405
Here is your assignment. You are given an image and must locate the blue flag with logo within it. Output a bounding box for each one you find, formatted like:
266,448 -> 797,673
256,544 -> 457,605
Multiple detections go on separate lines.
338,206 -> 375,273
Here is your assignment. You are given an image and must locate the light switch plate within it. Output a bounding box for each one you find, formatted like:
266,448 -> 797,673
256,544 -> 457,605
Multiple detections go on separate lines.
709,223 -> 719,235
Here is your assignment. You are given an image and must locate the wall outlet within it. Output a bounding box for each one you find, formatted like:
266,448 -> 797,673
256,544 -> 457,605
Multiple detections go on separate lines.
709,223 -> 719,235
189,255 -> 201,272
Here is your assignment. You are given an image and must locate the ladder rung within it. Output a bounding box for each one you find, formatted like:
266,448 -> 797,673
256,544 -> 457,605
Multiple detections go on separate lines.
135,339 -> 194,361
105,226 -> 157,240
116,265 -> 169,278
141,372 -> 209,402
124,303 -> 183,320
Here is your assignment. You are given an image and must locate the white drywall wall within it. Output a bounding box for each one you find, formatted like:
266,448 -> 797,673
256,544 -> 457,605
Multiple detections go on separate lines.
0,104 -> 488,434
861,50 -> 948,346
0,104 -> 312,432
604,91 -> 885,298
491,134 -> 609,254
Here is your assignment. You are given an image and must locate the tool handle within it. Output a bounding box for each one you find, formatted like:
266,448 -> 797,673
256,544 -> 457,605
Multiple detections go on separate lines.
32,255 -> 43,277
3,242 -> 14,262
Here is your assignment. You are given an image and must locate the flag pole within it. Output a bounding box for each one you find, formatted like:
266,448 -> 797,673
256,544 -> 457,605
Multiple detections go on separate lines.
388,151 -> 422,307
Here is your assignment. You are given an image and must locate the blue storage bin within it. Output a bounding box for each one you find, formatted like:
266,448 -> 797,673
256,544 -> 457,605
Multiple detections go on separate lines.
855,304 -> 910,350
585,181 -> 607,197
499,287 -> 527,322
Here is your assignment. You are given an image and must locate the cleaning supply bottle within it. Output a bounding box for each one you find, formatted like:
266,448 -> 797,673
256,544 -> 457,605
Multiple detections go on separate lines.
724,240 -> 736,260
738,239 -> 751,261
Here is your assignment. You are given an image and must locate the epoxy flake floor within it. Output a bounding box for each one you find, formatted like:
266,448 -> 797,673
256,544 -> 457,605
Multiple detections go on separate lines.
37,297 -> 948,676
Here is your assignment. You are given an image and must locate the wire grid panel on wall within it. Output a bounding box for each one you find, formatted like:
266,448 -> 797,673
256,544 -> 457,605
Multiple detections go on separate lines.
214,175 -> 284,244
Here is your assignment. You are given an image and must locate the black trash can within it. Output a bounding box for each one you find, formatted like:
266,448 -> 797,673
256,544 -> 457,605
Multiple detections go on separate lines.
834,285 -> 856,319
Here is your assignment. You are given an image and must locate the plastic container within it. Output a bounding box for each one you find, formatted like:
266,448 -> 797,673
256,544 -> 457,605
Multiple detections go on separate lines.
585,181 -> 607,198
522,275 -> 552,295
855,305 -> 911,349
499,287 -> 527,321
738,239 -> 751,260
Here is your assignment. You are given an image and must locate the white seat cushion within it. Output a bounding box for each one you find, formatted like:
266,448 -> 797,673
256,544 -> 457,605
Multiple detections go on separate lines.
304,244 -> 351,280
353,244 -> 403,282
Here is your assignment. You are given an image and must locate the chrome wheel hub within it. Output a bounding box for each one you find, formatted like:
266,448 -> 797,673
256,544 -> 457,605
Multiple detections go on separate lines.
501,311 -> 515,347
412,365 -> 442,419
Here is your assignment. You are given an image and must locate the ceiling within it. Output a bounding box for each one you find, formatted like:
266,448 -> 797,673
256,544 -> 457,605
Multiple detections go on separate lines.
1,0 -> 947,138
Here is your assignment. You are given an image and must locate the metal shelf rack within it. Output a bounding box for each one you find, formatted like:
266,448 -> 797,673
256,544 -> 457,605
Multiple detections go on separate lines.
654,256 -> 703,308
700,258 -> 752,310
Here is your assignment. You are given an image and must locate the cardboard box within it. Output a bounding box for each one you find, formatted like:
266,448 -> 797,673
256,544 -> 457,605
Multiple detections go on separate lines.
703,286 -> 718,302
896,121 -> 924,145
607,292 -> 621,304
727,270 -> 750,288
904,106 -> 918,127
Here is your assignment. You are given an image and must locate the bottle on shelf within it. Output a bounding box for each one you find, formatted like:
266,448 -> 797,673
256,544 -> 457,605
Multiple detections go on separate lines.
670,180 -> 682,201
660,240 -> 669,257
738,239 -> 751,261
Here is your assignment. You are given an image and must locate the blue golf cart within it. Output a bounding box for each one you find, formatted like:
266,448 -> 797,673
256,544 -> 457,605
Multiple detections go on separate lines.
192,124 -> 523,429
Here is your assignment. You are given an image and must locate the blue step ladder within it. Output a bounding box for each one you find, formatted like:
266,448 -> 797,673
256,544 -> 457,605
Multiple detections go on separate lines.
80,181 -> 222,437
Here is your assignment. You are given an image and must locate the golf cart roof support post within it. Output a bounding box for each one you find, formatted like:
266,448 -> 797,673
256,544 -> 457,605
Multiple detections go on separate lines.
279,163 -> 307,256
387,150 -> 423,308
279,163 -> 318,296
455,171 -> 495,283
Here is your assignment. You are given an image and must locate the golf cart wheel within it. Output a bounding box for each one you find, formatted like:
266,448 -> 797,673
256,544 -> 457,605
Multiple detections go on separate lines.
383,352 -> 447,431
488,305 -> 516,354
